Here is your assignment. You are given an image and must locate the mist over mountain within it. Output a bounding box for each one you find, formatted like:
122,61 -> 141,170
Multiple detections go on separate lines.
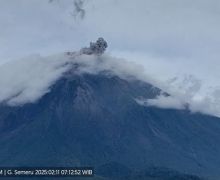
0,42 -> 220,179
0,42 -> 219,118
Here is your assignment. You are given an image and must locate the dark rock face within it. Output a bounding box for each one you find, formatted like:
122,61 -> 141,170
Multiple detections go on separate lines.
0,72 -> 219,179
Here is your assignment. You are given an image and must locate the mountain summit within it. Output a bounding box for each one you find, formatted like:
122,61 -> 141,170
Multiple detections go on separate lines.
0,45 -> 219,179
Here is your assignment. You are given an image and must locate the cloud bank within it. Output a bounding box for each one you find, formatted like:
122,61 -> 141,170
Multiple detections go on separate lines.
0,50 -> 220,118
0,49 -> 158,106
0,54 -> 71,105
135,75 -> 220,117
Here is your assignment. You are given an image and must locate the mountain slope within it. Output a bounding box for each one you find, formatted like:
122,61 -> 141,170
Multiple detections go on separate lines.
0,68 -> 219,179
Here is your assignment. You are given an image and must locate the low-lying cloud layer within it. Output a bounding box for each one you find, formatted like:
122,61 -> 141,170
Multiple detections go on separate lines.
0,49 -> 220,118
0,50 -> 154,106
136,75 -> 220,117
0,54 -> 71,105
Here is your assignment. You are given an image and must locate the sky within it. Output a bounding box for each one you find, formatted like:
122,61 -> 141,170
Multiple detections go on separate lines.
0,0 -> 220,82
0,0 -> 220,116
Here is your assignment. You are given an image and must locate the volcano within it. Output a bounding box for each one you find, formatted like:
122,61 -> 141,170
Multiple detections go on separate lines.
0,51 -> 219,180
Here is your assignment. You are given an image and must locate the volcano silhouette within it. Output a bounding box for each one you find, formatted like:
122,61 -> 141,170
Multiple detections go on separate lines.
0,54 -> 219,180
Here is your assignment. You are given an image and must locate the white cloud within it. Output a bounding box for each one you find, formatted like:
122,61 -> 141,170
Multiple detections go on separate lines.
0,51 -> 160,106
0,53 -> 71,105
0,50 -> 220,118
135,75 -> 220,117
135,96 -> 185,110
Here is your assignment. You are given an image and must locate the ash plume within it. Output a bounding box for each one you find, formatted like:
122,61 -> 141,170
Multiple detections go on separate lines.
72,0 -> 86,20
49,0 -> 86,20
80,37 -> 108,55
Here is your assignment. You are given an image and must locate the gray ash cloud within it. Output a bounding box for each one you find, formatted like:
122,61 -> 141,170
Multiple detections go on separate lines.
73,0 -> 86,20
80,38 -> 108,55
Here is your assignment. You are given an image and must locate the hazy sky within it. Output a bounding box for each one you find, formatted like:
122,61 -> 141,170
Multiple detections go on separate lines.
1,0 -> 220,116
0,0 -> 219,78
0,0 -> 220,97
